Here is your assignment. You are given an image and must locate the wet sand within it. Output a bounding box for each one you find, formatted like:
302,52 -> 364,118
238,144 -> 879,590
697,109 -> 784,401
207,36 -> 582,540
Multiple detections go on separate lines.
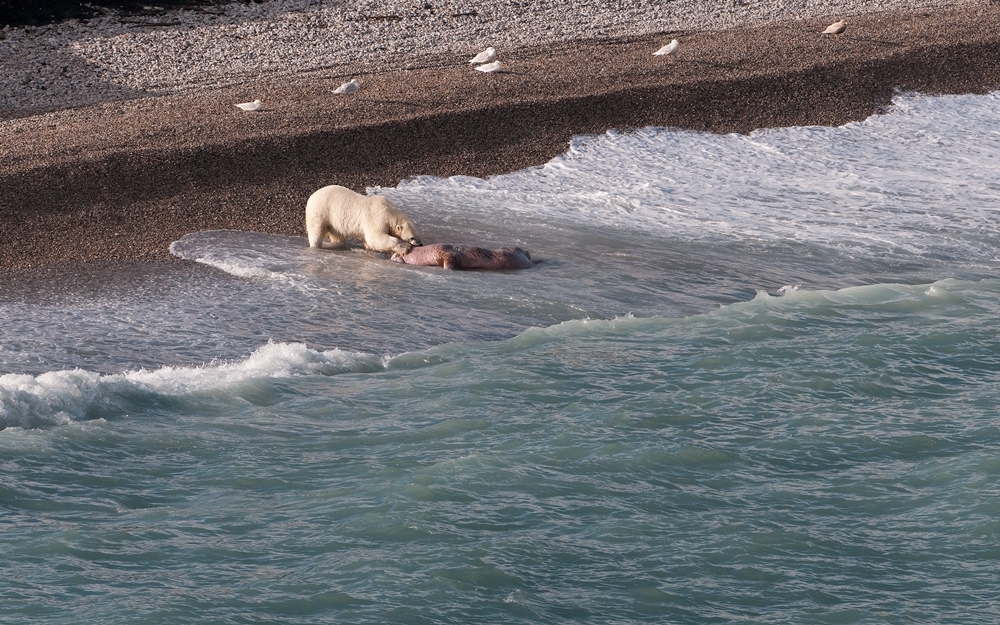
2,5 -> 1000,274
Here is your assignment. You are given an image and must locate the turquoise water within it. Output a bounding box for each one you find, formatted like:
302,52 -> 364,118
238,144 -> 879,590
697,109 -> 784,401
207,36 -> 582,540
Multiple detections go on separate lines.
3,92 -> 1000,623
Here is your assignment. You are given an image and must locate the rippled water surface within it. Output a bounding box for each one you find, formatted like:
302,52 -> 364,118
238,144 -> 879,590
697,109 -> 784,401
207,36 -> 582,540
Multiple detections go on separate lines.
3,92 -> 1000,623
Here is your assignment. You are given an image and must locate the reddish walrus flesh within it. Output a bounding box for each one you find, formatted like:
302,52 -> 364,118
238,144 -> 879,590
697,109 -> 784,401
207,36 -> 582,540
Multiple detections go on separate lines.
391,244 -> 534,270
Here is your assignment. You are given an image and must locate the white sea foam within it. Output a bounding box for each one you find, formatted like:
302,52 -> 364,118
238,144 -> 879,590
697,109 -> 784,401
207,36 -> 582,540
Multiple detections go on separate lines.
122,341 -> 386,394
169,230 -> 318,286
381,91 -> 1000,268
0,369 -> 104,430
0,342 -> 385,430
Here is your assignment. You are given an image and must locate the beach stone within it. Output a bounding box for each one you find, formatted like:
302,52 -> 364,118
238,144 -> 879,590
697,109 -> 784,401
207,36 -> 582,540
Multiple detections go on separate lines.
1,0 -> 981,118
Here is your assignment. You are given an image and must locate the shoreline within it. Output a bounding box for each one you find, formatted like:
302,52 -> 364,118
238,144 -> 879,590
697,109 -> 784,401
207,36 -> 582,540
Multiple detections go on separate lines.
2,4 -> 1000,274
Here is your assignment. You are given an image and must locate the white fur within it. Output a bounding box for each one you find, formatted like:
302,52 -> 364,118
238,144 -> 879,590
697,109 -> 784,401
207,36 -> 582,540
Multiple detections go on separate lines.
305,185 -> 420,255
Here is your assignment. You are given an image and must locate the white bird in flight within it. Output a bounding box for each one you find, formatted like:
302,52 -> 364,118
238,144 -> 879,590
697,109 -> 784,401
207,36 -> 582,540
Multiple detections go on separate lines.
475,60 -> 503,73
653,39 -> 679,57
333,79 -> 360,94
235,99 -> 263,111
822,20 -> 846,34
469,47 -> 497,64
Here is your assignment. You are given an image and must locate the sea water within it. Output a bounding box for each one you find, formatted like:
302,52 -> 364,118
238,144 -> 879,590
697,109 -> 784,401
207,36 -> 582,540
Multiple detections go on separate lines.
2,91 -> 1000,624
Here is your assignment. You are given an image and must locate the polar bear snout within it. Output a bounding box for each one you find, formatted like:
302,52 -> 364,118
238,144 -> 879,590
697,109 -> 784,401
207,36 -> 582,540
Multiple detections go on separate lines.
408,237 -> 423,247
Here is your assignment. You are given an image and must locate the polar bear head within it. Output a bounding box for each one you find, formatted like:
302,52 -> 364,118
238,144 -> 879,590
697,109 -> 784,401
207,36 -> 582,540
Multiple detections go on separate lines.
392,219 -> 422,248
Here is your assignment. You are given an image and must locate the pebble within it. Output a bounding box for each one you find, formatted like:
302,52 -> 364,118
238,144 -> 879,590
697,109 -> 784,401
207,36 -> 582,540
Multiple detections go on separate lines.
0,0 -> 975,118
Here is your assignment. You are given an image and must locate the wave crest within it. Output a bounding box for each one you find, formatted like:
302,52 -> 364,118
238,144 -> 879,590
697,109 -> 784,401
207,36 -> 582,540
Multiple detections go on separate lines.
0,342 -> 384,431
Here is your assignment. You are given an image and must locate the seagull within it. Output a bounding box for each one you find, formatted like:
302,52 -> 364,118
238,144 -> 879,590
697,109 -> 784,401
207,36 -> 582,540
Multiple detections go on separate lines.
653,39 -> 679,57
474,60 -> 502,73
333,78 -> 360,94
235,99 -> 263,111
822,20 -> 846,35
469,47 -> 497,64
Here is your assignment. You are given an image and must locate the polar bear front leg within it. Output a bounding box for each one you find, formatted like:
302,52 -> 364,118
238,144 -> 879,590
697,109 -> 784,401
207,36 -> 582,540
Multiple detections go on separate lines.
306,222 -> 325,248
364,230 -> 412,256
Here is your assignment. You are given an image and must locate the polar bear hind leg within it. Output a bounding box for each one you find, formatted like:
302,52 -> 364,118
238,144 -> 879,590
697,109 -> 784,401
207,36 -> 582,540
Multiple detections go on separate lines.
307,222 -> 346,249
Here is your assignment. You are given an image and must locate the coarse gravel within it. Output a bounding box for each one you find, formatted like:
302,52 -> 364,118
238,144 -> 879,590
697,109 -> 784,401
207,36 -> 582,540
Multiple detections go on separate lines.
0,0 -> 983,118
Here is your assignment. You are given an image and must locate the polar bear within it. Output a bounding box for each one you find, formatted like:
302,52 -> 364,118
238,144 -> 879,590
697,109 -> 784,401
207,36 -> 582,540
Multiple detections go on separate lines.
305,185 -> 422,255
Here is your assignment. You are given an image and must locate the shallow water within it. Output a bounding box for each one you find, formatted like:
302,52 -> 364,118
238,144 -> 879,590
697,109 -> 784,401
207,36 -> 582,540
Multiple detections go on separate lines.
3,91 -> 1000,623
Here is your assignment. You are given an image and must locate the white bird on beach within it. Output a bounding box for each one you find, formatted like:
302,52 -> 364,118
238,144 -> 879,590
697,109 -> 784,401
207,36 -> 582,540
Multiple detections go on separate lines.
469,47 -> 497,64
333,78 -> 360,94
653,39 -> 679,57
474,60 -> 503,73
235,99 -> 263,111
822,20 -> 846,34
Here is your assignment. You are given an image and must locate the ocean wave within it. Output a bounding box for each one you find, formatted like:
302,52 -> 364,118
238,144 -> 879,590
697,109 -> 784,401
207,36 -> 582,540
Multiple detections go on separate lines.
503,277 -> 1000,346
6,278 -> 997,431
0,342 -> 385,431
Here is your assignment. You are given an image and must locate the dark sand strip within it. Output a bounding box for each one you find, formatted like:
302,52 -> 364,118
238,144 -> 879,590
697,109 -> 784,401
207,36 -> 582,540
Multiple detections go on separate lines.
2,6 -> 1000,273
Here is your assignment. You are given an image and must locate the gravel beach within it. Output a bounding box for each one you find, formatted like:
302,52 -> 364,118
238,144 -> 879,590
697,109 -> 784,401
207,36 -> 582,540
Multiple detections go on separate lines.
1,0 -> 999,272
